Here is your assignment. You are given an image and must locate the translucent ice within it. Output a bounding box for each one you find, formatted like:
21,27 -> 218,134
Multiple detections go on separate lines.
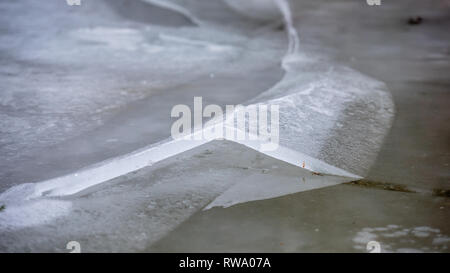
0,0 -> 394,251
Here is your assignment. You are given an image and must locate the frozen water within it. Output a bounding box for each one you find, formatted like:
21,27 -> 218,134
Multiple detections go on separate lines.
0,0 -> 395,251
0,0 -> 286,189
0,141 -> 355,252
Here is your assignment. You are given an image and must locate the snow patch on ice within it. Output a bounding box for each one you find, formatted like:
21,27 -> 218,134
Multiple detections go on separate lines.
353,225 -> 449,253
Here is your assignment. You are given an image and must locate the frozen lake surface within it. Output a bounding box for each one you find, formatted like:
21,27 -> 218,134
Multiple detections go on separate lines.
0,0 -> 448,252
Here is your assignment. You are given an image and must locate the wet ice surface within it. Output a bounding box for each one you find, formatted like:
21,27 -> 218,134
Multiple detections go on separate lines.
0,0 -> 286,189
0,0 -> 447,252
0,141 -> 351,252
148,185 -> 450,253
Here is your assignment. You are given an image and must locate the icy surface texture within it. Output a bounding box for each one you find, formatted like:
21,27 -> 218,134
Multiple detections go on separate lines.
0,141 -> 351,252
251,56 -> 394,176
0,0 -> 396,252
0,0 -> 285,188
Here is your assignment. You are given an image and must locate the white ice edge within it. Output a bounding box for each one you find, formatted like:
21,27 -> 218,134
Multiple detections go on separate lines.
30,119 -> 360,199
231,133 -> 361,180
32,129 -> 208,198
24,0 -> 362,200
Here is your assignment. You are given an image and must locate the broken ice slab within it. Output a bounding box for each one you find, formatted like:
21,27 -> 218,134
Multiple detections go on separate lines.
0,141 -> 357,252
10,48 -> 394,201
0,0 -> 394,203
0,0 -> 397,253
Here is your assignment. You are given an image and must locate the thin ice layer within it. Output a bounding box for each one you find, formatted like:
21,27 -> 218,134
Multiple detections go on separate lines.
0,141 -> 352,252
0,0 -> 395,245
0,0 -> 285,188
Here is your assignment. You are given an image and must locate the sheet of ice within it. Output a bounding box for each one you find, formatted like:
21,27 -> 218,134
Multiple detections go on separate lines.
0,141 -> 355,252
0,0 -> 285,188
0,0 -> 394,247
204,168 -> 352,210
140,0 -> 394,177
